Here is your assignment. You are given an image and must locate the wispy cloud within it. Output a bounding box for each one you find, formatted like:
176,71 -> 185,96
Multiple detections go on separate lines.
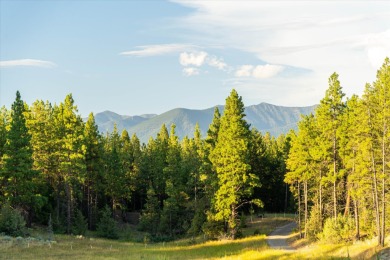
253,64 -> 284,79
207,56 -> 227,70
0,59 -> 56,68
179,51 -> 208,66
235,64 -> 283,79
235,65 -> 253,77
179,51 -> 228,75
183,67 -> 199,76
120,44 -> 197,57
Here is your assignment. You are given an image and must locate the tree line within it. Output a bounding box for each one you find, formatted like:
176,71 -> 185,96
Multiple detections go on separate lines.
0,89 -> 291,240
286,57 -> 390,246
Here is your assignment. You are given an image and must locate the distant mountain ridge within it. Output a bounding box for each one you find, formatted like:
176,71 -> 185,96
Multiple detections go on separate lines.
91,103 -> 316,143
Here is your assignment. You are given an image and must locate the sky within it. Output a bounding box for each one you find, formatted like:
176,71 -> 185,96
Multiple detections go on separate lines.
1,0 -> 390,117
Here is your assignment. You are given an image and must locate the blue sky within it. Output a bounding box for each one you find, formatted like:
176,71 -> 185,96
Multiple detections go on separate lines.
1,1 -> 390,117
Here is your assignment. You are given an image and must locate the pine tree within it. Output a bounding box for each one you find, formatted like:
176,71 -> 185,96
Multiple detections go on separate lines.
159,124 -> 188,236
203,108 -> 221,209
315,73 -> 345,219
129,133 -> 144,211
84,113 -> 103,229
368,57 -> 390,246
209,89 -> 259,239
286,114 -> 317,238
53,94 -> 86,234
1,91 -> 45,226
0,107 -> 8,162
205,107 -> 221,150
104,125 -> 131,211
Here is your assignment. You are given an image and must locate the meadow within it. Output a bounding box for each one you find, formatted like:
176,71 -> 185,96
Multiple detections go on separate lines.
1,214 -> 388,260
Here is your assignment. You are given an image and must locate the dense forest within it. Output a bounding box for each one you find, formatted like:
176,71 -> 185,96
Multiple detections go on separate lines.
0,58 -> 389,246
0,88 -> 290,241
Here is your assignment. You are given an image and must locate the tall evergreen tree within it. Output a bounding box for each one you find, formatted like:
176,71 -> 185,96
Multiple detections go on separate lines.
53,94 -> 86,234
209,89 -> 260,239
1,91 -> 45,226
315,73 -> 345,219
84,113 -> 103,229
104,125 -> 131,211
369,57 -> 390,246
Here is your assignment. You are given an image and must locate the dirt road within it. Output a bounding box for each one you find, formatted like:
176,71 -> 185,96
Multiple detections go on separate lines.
266,222 -> 297,251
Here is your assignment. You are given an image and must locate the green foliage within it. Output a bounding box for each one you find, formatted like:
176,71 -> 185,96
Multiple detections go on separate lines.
305,206 -> 322,240
96,206 -> 119,239
0,202 -> 26,236
139,187 -> 161,235
72,210 -> 88,236
210,89 -> 259,239
319,215 -> 355,243
1,92 -> 45,225
0,106 -> 8,161
202,215 -> 225,240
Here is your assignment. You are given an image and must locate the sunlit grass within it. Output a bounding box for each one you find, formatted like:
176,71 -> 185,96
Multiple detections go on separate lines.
1,214 -> 388,259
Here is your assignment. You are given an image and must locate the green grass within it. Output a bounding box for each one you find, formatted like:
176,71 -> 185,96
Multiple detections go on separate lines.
0,214 -> 388,260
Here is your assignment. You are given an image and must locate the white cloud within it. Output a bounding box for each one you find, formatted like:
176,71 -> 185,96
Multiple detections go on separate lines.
183,67 -> 200,76
252,64 -> 284,79
235,64 -> 283,78
207,56 -> 227,70
172,1 -> 390,104
0,59 -> 56,68
179,51 -> 208,66
365,30 -> 390,69
235,65 -> 253,77
121,44 -> 197,57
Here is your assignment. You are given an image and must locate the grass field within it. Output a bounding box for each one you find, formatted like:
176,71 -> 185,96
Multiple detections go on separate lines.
0,213 -> 389,259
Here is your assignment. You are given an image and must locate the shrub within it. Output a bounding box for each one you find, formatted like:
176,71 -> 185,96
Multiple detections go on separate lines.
96,206 -> 119,239
72,210 -> 88,236
52,208 -> 66,234
202,216 -> 225,240
305,206 -> 323,240
319,214 -> 354,243
0,202 -> 26,237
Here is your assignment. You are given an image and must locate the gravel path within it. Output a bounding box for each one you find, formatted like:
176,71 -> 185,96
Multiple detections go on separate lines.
266,222 -> 297,251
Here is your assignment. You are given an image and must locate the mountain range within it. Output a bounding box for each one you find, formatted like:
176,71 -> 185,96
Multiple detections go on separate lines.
92,103 -> 316,143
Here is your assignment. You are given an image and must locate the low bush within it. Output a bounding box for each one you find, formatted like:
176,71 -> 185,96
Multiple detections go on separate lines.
0,202 -> 26,237
319,214 -> 354,243
72,209 -> 88,236
96,206 -> 119,239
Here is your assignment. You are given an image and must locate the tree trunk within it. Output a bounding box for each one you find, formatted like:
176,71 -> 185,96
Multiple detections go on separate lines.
333,133 -> 337,219
368,99 -> 382,245
380,79 -> 387,248
353,197 -> 360,240
381,177 -> 385,247
344,185 -> 350,216
65,182 -> 72,234
304,180 -> 308,239
230,204 -> 237,239
298,182 -> 302,239
319,169 -> 323,226
87,184 -> 92,230
371,163 -> 382,245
